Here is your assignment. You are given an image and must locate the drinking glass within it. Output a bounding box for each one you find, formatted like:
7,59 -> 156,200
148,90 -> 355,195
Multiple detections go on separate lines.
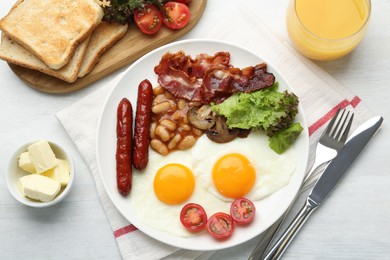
286,0 -> 371,60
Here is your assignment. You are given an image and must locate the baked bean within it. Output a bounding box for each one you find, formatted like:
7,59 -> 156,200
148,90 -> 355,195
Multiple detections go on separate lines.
153,94 -> 166,105
150,122 -> 156,139
164,91 -> 174,99
152,101 -> 171,114
151,139 -> 169,155
168,134 -> 182,149
178,135 -> 196,150
178,99 -> 186,110
168,100 -> 177,112
155,125 -> 170,142
182,124 -> 191,131
153,86 -> 165,96
172,110 -> 183,121
193,128 -> 203,136
189,101 -> 202,107
183,115 -> 189,124
160,119 -> 177,131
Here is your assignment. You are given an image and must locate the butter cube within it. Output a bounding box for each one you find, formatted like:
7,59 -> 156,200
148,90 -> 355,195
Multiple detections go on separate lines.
18,152 -> 36,173
19,174 -> 61,202
27,140 -> 58,173
43,159 -> 70,186
17,174 -> 31,196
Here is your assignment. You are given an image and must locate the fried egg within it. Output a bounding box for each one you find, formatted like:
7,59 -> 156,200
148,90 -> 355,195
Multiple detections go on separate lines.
130,131 -> 296,237
192,131 -> 296,202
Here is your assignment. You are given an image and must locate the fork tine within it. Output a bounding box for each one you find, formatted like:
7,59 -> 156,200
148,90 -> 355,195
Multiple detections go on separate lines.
325,108 -> 342,135
334,111 -> 350,140
339,113 -> 354,143
331,109 -> 346,137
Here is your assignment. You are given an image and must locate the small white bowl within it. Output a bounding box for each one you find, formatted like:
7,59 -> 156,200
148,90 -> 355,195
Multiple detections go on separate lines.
6,140 -> 75,208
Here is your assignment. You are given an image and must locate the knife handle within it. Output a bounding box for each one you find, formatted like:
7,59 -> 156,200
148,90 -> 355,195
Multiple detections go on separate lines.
263,198 -> 319,260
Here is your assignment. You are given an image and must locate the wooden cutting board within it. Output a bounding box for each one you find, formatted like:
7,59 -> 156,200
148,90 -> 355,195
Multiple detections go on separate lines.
8,0 -> 207,94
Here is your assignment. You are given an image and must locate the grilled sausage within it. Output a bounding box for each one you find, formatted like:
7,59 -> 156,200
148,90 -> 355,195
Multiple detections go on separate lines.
116,98 -> 133,196
133,79 -> 154,170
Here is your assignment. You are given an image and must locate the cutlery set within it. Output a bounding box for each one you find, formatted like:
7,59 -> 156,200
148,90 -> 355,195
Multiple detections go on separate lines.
249,109 -> 383,260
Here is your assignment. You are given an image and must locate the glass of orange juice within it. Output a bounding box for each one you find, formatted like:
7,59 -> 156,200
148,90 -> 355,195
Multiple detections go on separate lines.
286,0 -> 371,60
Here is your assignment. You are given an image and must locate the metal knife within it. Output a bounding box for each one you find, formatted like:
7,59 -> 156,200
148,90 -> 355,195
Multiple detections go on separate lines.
259,115 -> 383,260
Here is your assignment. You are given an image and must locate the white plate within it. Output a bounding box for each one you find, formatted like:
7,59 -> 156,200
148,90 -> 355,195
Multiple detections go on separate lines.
96,39 -> 309,251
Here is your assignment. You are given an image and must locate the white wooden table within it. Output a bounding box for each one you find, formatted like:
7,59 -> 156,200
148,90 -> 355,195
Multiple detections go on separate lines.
1,1 -> 389,259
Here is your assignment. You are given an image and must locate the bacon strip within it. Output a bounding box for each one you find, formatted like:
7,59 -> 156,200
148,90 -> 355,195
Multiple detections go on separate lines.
154,51 -> 231,78
154,51 -> 275,103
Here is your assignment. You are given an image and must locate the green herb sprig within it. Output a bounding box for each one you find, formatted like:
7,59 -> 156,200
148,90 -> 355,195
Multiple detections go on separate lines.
102,0 -> 167,24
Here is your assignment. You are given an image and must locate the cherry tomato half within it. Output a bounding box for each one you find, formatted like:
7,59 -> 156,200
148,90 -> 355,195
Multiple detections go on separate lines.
206,212 -> 235,240
180,203 -> 208,232
230,198 -> 256,225
162,2 -> 191,30
133,4 -> 163,35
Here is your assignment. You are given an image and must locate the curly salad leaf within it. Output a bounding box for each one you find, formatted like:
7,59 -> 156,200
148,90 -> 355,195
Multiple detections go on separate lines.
102,0 -> 166,23
211,83 -> 303,153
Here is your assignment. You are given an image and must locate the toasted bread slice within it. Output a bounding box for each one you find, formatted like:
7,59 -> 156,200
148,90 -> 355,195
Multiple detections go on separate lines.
0,33 -> 91,83
0,0 -> 103,70
78,22 -> 128,78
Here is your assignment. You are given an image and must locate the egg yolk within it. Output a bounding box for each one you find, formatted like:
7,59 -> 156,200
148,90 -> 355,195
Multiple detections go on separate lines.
154,163 -> 195,205
212,153 -> 256,199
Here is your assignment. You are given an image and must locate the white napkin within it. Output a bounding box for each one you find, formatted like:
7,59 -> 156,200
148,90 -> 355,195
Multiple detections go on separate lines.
56,5 -> 373,260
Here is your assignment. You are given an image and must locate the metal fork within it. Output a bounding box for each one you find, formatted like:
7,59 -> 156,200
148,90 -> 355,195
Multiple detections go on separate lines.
303,108 -> 354,184
248,108 -> 354,260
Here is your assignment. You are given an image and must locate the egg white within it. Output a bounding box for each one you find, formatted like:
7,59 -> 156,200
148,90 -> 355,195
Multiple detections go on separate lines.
130,131 -> 296,237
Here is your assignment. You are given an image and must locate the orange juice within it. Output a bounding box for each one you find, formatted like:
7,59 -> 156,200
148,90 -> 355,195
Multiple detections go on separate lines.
286,0 -> 371,60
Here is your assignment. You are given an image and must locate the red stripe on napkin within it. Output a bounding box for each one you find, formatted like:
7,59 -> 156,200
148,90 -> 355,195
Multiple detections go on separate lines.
350,96 -> 361,108
114,224 -> 138,238
308,96 -> 361,136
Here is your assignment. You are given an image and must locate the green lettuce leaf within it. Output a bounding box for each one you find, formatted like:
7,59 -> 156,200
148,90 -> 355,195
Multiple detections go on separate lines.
211,83 -> 299,136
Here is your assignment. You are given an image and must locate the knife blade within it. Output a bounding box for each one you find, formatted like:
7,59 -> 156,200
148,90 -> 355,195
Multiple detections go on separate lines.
261,115 -> 383,260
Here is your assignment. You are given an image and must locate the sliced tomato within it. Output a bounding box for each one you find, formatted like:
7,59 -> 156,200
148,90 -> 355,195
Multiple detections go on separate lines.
230,198 -> 256,225
162,2 -> 191,30
180,203 -> 208,232
133,4 -> 163,35
206,212 -> 235,240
